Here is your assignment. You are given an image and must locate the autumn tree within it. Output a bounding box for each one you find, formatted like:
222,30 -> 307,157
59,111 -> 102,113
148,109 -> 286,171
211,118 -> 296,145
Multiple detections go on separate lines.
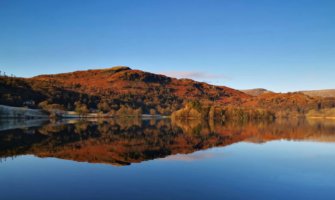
38,100 -> 65,111
75,101 -> 89,115
98,100 -> 111,113
149,108 -> 156,115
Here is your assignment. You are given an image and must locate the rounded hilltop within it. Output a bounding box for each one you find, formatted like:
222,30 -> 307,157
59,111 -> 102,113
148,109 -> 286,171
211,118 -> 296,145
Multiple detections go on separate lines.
102,66 -> 132,72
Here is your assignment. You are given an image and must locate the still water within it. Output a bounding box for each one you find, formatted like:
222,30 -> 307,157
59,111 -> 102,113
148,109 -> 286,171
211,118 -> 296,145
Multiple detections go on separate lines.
1,118 -> 335,200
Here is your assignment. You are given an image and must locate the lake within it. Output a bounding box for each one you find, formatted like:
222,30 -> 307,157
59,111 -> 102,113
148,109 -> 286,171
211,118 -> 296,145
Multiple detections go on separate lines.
1,118 -> 335,200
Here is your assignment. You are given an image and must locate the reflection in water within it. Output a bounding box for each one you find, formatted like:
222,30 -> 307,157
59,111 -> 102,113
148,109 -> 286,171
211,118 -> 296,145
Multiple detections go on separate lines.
0,118 -> 335,166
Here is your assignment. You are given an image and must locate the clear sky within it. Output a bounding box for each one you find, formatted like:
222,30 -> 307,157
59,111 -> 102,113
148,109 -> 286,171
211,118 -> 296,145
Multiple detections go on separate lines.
1,0 -> 334,92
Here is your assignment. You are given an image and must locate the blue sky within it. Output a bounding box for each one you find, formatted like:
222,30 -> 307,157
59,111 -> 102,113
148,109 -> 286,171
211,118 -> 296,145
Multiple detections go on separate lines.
1,0 -> 334,92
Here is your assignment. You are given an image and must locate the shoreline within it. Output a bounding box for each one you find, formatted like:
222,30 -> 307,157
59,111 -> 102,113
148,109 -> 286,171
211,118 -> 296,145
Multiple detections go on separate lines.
306,116 -> 335,120
0,105 -> 169,119
2,105 -> 335,120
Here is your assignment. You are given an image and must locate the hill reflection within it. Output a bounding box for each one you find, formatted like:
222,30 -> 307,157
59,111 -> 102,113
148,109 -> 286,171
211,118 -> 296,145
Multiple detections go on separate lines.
0,118 -> 335,166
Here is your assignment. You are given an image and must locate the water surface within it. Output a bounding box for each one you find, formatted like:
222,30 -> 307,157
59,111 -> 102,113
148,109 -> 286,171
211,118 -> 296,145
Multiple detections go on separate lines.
1,118 -> 335,200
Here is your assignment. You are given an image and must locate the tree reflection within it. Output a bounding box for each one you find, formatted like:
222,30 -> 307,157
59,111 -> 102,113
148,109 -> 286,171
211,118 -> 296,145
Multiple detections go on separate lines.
0,118 -> 335,166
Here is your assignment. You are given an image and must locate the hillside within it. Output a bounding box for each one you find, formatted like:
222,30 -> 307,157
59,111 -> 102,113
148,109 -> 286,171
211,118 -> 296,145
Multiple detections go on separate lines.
240,92 -> 322,117
241,88 -> 273,96
1,66 -> 335,118
299,89 -> 335,98
0,66 -> 249,115
242,88 -> 335,98
238,89 -> 335,117
32,66 -> 248,103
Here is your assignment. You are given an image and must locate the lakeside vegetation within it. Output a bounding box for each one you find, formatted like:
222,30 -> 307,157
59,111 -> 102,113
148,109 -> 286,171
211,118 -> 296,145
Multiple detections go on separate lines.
306,108 -> 335,119
171,101 -> 276,122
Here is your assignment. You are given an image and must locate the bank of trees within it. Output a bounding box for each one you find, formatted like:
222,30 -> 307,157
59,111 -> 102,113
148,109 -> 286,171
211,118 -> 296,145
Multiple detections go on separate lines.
172,100 -> 276,122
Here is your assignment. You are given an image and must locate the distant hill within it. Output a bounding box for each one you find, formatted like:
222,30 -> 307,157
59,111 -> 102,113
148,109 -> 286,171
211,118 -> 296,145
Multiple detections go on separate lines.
299,89 -> 335,98
242,88 -> 335,98
241,88 -> 273,96
239,89 -> 335,117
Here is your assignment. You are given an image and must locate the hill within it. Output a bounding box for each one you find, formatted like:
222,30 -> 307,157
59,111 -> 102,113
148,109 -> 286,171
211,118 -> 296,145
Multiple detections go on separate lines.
241,88 -> 273,96
299,89 -> 335,98
240,92 -> 329,118
242,88 -> 335,98
1,66 -> 335,118
173,90 -> 335,120
0,66 -> 249,115
238,89 -> 335,117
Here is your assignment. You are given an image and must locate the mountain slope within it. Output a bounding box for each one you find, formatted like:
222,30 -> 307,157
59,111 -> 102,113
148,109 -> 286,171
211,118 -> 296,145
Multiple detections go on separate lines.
1,66 -> 249,114
242,88 -> 335,98
241,88 -> 273,96
33,66 -> 248,102
1,67 -> 335,117
299,89 -> 335,98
